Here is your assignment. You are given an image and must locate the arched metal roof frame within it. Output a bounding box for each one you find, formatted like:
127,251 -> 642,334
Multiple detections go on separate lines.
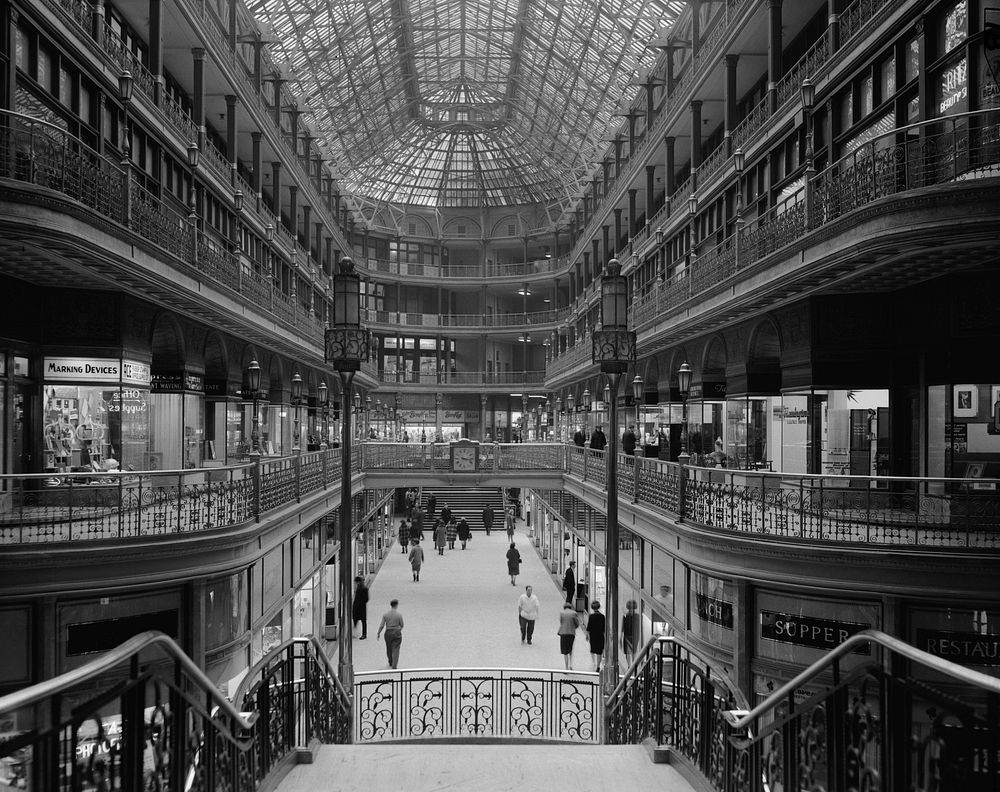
244,0 -> 687,210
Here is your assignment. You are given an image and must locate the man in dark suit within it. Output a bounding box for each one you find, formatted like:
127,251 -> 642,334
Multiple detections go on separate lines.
590,425 -> 607,451
563,561 -> 577,604
482,505 -> 494,535
622,424 -> 637,456
573,427 -> 586,447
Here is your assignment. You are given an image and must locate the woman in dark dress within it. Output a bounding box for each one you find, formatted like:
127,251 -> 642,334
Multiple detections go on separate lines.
622,599 -> 640,665
586,601 -> 606,672
506,542 -> 521,586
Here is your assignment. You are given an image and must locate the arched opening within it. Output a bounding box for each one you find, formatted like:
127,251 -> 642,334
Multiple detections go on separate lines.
148,313 -> 196,470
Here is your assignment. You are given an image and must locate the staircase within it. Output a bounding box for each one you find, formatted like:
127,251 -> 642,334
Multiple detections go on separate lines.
278,744 -> 692,792
419,486 -> 505,530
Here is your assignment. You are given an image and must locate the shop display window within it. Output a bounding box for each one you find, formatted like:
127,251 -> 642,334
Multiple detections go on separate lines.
689,572 -> 736,648
43,385 -> 149,473
818,389 -> 887,480
932,384 -> 1000,486
908,605 -> 999,680
205,571 -> 248,650
293,572 -> 318,638
725,397 -> 769,470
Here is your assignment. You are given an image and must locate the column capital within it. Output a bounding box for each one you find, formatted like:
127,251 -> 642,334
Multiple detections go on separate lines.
192,47 -> 206,60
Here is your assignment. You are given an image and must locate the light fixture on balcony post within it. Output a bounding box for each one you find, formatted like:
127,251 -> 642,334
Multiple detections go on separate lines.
118,70 -> 134,227
566,392 -> 576,442
291,372 -> 303,451
365,394 -> 372,439
395,393 -> 402,440
632,374 -> 643,430
265,222 -> 274,242
187,141 -> 201,264
734,149 -> 745,270
582,386 -> 592,437
801,77 -> 816,230
317,381 -> 328,450
555,397 -> 562,442
246,359 -> 262,458
353,392 -> 361,441
234,188 -> 245,213
324,255 -> 370,697
676,360 -> 693,519
591,257 -> 637,695
655,227 -> 664,282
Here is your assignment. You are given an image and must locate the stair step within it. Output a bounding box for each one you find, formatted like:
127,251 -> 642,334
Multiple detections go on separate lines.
278,743 -> 696,792
419,487 -> 505,531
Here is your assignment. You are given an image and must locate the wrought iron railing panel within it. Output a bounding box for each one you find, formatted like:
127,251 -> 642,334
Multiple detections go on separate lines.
585,449 -> 607,487
0,468 -> 255,544
259,457 -> 297,512
354,668 -> 599,743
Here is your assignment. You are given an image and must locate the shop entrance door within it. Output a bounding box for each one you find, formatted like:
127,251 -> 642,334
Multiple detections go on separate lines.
13,384 -> 32,474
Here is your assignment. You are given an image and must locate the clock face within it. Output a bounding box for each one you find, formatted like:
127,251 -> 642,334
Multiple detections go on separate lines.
452,447 -> 477,471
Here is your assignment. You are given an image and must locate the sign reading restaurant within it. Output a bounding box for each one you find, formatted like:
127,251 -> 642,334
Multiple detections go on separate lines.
760,610 -> 871,655
916,629 -> 1000,666
44,357 -> 152,386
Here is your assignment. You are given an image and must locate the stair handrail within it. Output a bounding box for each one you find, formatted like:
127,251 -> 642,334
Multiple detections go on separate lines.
231,634 -> 350,707
723,627 -> 1000,736
0,629 -> 254,731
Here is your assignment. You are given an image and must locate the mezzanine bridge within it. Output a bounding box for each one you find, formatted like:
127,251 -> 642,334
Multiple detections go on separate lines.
2,441 -> 997,549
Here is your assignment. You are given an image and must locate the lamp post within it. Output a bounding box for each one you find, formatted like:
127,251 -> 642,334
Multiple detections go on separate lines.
801,77 -> 816,229
566,392 -> 575,443
655,227 -> 664,283
290,372 -> 303,451
365,395 -> 372,439
591,258 -> 637,693
734,148 -> 745,268
317,381 -> 328,450
353,392 -> 361,441
325,256 -> 370,699
555,397 -> 562,442
677,361 -> 693,520
118,70 -> 134,226
582,387 -> 592,438
246,359 -> 262,458
395,393 -> 402,440
632,375 -> 643,435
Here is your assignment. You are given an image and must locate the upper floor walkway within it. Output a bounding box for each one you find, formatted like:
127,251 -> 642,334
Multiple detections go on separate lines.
2,442 -> 997,551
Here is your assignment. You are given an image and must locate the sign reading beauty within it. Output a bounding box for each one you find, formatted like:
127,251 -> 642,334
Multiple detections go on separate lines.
916,629 -> 1000,666
761,610 -> 871,655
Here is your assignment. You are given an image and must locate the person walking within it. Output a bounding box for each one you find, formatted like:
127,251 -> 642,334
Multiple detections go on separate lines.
426,492 -> 437,520
397,520 -> 409,553
352,576 -> 369,639
562,560 -> 577,604
376,599 -> 404,669
622,424 -> 637,456
505,506 -> 516,541
558,603 -> 583,669
439,502 -> 452,526
446,518 -> 457,550
457,517 -> 471,549
433,519 -> 446,556
589,425 -> 607,451
482,505 -> 494,536
506,542 -> 521,586
411,506 -> 425,543
586,601 -> 606,671
404,488 -> 415,520
573,427 -> 586,447
408,539 -> 425,581
517,584 -> 540,644
622,599 -> 640,665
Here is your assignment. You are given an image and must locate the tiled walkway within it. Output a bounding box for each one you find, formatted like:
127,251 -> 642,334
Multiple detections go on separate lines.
348,513 -> 599,673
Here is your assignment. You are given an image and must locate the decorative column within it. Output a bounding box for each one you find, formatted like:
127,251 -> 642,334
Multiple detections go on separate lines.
724,55 -> 739,155
435,393 -> 443,442
767,0 -> 784,113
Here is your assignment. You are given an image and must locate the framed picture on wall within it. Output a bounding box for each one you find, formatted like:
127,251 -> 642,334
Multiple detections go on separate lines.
953,385 -> 978,418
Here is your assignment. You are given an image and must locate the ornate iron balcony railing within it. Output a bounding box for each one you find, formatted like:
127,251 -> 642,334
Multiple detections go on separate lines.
607,631 -> 1000,791
355,667 -> 600,743
0,631 -> 348,792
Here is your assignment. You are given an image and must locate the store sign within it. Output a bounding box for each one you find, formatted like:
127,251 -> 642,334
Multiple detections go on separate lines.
122,359 -> 151,386
151,372 -> 205,393
690,381 -> 728,399
695,594 -> 733,629
44,357 -> 121,382
938,57 -> 968,115
760,610 -> 870,654
399,409 -> 477,422
916,629 -> 1000,666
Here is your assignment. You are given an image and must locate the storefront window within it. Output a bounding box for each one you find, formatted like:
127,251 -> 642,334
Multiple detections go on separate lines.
942,0 -> 967,54
818,389 -> 888,478
725,397 -> 769,470
43,385 -> 149,472
689,571 -> 736,648
205,571 -> 248,650
292,572 -> 318,638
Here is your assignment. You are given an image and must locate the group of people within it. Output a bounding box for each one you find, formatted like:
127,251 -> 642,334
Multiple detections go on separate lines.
573,425 -> 607,450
